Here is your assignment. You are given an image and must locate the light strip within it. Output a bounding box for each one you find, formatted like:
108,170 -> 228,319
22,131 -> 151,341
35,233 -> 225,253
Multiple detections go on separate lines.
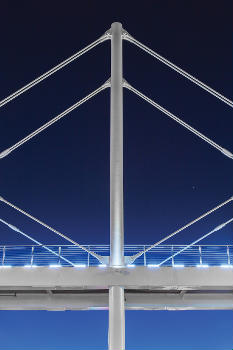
221,264 -> 233,268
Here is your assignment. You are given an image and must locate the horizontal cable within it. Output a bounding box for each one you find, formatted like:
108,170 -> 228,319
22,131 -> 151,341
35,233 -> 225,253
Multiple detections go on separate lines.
124,82 -> 233,160
0,82 -> 110,159
0,243 -> 231,248
130,196 -> 233,263
124,34 -> 233,108
0,218 -> 74,266
158,218 -> 233,266
0,196 -> 104,263
0,34 -> 108,109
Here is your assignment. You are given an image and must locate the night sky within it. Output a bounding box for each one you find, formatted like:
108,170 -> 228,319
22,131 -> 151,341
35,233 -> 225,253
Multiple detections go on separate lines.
0,1 -> 232,349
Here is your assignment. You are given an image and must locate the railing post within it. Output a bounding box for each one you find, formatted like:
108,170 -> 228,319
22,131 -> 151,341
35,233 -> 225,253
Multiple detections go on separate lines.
227,245 -> 230,265
30,246 -> 34,266
58,246 -> 61,265
171,245 -> 174,266
144,245 -> 146,266
199,245 -> 202,265
88,245 -> 90,267
2,246 -> 5,266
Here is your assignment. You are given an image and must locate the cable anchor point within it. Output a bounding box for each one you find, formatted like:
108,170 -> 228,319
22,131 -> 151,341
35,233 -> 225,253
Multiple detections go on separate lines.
221,148 -> 233,160
104,29 -> 112,39
104,78 -> 111,88
0,149 -> 11,159
122,29 -> 130,39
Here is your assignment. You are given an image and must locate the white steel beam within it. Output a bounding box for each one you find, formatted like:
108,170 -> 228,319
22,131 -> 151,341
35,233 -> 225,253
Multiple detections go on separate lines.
0,267 -> 232,291
0,292 -> 232,310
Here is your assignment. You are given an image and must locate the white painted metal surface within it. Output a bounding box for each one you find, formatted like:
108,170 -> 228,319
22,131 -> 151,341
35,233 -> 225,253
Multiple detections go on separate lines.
109,286 -> 125,349
109,22 -> 125,350
0,267 -> 232,290
0,292 -> 232,311
110,22 -> 124,268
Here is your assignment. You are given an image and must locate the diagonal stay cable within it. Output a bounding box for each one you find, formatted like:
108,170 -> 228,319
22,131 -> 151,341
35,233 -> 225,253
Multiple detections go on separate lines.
129,196 -> 233,263
0,196 -> 104,263
124,82 -> 233,160
0,81 -> 110,159
0,34 -> 109,109
0,218 -> 75,266
158,218 -> 233,266
124,34 -> 233,108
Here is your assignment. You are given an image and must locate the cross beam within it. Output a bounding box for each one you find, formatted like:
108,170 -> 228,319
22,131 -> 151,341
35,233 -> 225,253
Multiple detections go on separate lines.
0,291 -> 232,311
0,267 -> 232,310
1,266 -> 232,291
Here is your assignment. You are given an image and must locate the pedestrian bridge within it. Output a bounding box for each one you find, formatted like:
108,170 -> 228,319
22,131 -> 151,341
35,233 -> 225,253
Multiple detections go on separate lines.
0,244 -> 232,311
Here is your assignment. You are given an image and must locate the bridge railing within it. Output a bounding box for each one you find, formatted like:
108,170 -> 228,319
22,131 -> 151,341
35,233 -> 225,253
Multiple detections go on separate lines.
0,244 -> 232,267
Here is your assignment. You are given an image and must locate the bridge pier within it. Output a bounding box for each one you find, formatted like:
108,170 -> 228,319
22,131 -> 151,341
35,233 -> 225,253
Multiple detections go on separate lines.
109,286 -> 125,349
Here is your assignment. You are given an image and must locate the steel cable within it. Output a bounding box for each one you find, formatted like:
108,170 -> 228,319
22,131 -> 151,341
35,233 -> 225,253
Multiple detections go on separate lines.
0,218 -> 75,266
0,34 -> 108,109
0,196 -> 104,263
130,196 -> 233,263
158,218 -> 233,266
124,34 -> 233,108
124,82 -> 233,160
0,82 -> 110,159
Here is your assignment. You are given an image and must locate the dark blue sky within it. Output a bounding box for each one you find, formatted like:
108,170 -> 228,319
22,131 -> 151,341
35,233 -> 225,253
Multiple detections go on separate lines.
0,1 -> 232,349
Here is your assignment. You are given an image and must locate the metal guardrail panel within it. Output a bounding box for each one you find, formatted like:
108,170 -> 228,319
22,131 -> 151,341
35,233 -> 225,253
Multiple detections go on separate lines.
0,244 -> 232,267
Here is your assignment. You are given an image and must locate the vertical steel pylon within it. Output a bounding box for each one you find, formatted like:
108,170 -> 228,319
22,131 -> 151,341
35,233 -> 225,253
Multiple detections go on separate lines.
108,22 -> 125,349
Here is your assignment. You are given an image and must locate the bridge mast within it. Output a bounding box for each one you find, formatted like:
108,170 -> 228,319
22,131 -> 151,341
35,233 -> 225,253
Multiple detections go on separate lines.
109,22 -> 125,349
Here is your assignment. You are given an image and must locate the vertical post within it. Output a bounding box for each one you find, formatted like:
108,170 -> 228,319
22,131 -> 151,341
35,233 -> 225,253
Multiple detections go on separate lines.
88,245 -> 90,267
2,246 -> 5,266
108,22 -> 125,350
58,246 -> 61,265
227,245 -> 230,265
30,246 -> 34,266
171,245 -> 174,266
110,22 -> 124,267
109,286 -> 125,350
144,245 -> 146,266
199,246 -> 202,265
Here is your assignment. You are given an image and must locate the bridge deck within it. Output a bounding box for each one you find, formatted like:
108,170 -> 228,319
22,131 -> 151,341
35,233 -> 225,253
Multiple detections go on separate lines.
0,266 -> 232,310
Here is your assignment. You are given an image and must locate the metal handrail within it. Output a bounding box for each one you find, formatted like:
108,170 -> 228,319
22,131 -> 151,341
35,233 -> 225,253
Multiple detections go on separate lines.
0,244 -> 232,267
0,244 -> 232,247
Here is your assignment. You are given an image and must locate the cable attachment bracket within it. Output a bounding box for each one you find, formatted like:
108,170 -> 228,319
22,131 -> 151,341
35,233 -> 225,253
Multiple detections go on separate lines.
122,79 -> 130,88
104,78 -> 111,88
122,29 -> 130,39
104,29 -> 112,39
